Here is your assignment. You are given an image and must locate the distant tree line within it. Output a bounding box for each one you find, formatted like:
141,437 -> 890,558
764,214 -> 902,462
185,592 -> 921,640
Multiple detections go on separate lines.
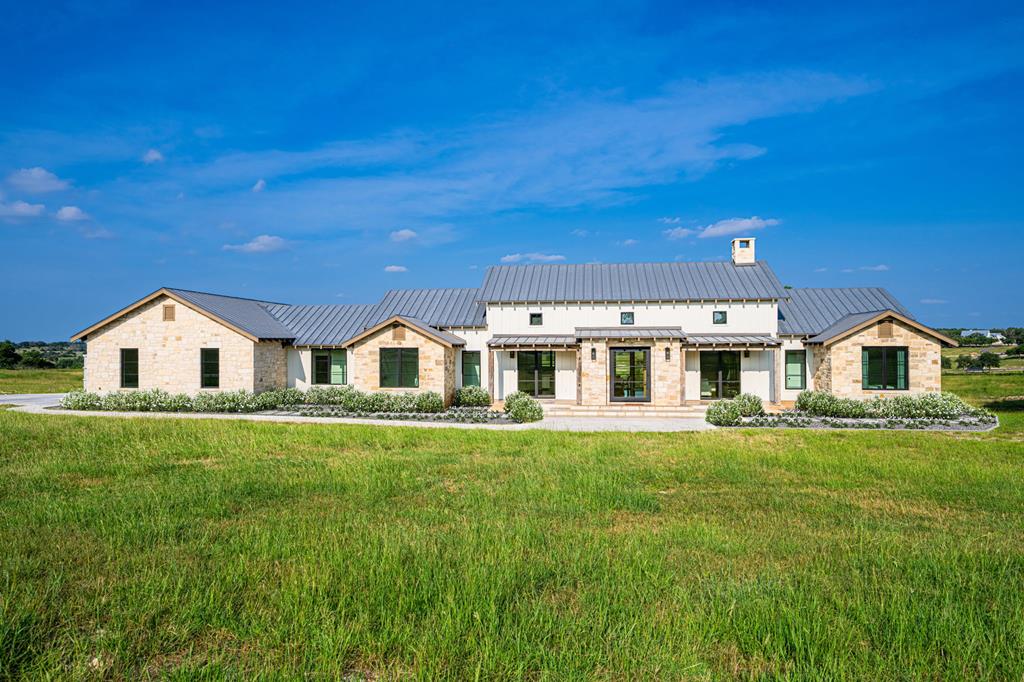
937,328 -> 1024,346
0,340 -> 84,370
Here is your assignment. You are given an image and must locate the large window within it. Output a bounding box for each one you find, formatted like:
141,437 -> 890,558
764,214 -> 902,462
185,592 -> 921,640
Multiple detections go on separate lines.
461,351 -> 481,387
200,348 -> 220,388
785,350 -> 806,390
313,349 -> 347,385
862,347 -> 908,390
120,348 -> 138,388
380,348 -> 419,388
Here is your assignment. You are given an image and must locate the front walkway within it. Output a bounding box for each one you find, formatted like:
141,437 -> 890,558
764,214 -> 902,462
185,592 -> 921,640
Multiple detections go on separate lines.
2,394 -> 716,432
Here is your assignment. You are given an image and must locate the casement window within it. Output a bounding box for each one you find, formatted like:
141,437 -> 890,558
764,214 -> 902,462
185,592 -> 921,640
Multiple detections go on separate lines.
313,349 -> 347,385
120,348 -> 139,388
461,351 -> 481,387
529,313 -> 543,326
620,312 -> 635,325
380,348 -> 419,388
713,310 -> 727,325
200,348 -> 220,388
785,350 -> 806,390
862,346 -> 908,390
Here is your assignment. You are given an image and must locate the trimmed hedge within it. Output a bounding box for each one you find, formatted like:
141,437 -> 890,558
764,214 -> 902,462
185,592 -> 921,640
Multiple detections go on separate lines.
454,386 -> 492,407
794,390 -> 985,420
503,391 -> 544,423
733,393 -> 765,417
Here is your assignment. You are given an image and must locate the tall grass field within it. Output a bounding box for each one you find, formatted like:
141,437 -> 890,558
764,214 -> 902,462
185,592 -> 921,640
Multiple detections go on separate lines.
1,376 -> 1022,678
0,368 -> 83,395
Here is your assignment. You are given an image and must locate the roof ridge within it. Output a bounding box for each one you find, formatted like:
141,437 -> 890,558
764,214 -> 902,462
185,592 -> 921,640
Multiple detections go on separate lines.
485,259 -> 748,269
167,287 -> 289,306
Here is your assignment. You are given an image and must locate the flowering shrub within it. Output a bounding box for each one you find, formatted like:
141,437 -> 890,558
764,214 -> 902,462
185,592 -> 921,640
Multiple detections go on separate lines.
795,390 -> 987,420
705,399 -> 742,426
454,386 -> 492,407
733,393 -> 765,417
503,391 -> 544,423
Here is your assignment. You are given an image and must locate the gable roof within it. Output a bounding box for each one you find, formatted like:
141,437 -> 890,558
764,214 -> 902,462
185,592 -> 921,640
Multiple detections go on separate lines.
805,309 -> 958,346
778,288 -> 912,336
479,261 -> 787,303
340,315 -> 466,348
372,288 -> 485,327
261,303 -> 378,347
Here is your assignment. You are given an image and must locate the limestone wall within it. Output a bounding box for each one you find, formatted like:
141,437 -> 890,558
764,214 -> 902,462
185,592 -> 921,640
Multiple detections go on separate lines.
821,318 -> 941,398
578,340 -> 682,406
349,321 -> 457,405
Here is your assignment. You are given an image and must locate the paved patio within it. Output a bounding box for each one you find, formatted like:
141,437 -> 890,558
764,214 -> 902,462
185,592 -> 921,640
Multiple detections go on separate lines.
2,394 -> 716,432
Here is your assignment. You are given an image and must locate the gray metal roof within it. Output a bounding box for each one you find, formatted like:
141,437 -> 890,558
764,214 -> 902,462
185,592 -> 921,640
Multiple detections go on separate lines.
805,311 -> 892,344
385,317 -> 466,346
372,288 -> 485,327
778,288 -> 912,336
683,334 -> 781,347
167,288 -> 296,339
262,303 -> 378,346
479,261 -> 787,303
576,327 -> 687,339
488,335 -> 579,348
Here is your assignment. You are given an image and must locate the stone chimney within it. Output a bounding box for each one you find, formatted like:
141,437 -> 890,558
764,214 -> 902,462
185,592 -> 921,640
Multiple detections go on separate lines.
731,237 -> 756,265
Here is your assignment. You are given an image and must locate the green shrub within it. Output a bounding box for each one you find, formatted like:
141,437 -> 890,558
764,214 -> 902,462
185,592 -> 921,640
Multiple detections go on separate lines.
733,393 -> 765,417
796,389 -> 985,420
454,386 -> 491,407
705,399 -> 742,426
794,391 -> 869,418
503,391 -> 543,423
59,390 -> 103,411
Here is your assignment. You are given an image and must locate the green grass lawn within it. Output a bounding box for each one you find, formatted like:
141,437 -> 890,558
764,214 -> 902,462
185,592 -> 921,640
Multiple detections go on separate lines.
0,368 -> 83,394
2,377 -> 1023,678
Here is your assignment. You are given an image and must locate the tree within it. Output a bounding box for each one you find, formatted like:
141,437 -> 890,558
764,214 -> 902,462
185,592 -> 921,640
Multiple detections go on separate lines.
976,352 -> 1001,369
1007,345 -> 1024,357
956,354 -> 975,370
960,333 -> 992,347
0,340 -> 21,369
17,349 -> 56,369
941,356 -> 952,369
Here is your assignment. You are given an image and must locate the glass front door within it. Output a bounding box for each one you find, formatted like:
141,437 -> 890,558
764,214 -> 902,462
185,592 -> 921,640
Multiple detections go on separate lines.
700,351 -> 741,399
610,348 -> 650,402
517,351 -> 555,398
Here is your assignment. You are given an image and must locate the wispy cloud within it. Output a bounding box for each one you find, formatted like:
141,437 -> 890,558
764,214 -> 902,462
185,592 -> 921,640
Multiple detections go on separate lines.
663,227 -> 695,240
56,205 -> 88,221
570,229 -> 590,237
0,199 -> 45,219
814,267 -> 828,272
142,148 -> 164,164
82,227 -> 114,239
500,252 -> 566,263
618,239 -> 638,246
251,178 -> 266,193
222,234 -> 287,253
697,216 -> 780,238
840,264 -> 889,273
384,264 -> 408,272
658,216 -> 682,224
6,167 -> 68,193
920,298 -> 947,304
389,228 -> 417,242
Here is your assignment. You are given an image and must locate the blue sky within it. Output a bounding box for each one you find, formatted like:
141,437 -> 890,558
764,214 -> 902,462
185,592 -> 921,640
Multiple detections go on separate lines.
1,0 -> 1022,340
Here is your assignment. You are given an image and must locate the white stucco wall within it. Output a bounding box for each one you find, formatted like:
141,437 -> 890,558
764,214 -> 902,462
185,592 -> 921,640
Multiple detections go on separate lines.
452,328 -> 490,389
683,348 -> 773,401
778,337 -> 812,402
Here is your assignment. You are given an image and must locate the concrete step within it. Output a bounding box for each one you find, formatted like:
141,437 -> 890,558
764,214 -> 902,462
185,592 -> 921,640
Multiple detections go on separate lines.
542,405 -> 709,418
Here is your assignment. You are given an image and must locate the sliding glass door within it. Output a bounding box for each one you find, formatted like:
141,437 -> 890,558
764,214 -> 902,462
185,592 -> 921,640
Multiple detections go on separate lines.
610,348 -> 650,402
517,351 -> 555,398
700,351 -> 741,399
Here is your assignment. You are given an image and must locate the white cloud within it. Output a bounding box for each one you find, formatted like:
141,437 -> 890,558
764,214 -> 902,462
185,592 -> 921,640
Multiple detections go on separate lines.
663,227 -> 695,240
143,149 -> 164,164
0,199 -> 45,218
920,298 -> 947,305
389,228 -> 418,242
384,264 -> 408,272
658,216 -> 682,224
619,239 -> 638,246
251,178 -> 266,193
697,216 -> 780,238
500,252 -> 566,263
814,267 -> 828,272
841,264 -> 890,273
7,167 -> 68,193
222,234 -> 287,253
82,227 -> 114,239
570,229 -> 590,237
56,205 -> 88,221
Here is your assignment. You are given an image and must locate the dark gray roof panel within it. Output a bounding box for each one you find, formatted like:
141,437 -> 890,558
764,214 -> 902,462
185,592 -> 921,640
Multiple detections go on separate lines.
167,288 -> 296,339
479,261 -> 787,303
373,288 -> 485,327
684,334 -> 781,346
778,288 -> 912,336
805,311 -> 889,344
576,327 -> 687,339
487,335 -> 579,347
392,317 -> 467,346
262,303 -> 378,346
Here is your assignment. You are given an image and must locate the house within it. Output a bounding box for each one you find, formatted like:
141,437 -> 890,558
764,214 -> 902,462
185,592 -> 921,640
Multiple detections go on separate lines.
71,238 -> 957,408
960,329 -> 1006,343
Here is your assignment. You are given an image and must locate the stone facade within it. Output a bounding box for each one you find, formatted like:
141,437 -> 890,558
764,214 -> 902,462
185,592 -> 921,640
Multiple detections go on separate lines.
578,340 -> 683,406
82,294 -> 284,394
814,318 -> 941,398
349,321 -> 457,405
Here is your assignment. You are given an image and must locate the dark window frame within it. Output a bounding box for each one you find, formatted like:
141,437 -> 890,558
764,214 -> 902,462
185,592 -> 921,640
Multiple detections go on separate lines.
120,348 -> 139,388
620,311 -> 635,325
784,350 -> 806,390
461,350 -> 481,387
862,346 -> 909,391
312,349 -> 347,385
200,348 -> 220,389
529,312 -> 543,326
379,347 -> 419,388
609,347 -> 652,403
713,310 -> 728,325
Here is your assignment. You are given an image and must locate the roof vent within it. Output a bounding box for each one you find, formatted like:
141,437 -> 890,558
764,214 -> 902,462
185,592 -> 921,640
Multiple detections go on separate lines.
731,238 -> 755,265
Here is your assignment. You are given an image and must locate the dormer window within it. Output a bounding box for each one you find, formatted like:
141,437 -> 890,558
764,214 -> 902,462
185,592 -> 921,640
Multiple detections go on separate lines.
620,312 -> 634,325
713,310 -> 727,325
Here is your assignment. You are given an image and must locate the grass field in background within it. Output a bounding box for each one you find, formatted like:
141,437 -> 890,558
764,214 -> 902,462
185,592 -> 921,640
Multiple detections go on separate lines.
2,373 -> 1023,678
0,368 -> 83,394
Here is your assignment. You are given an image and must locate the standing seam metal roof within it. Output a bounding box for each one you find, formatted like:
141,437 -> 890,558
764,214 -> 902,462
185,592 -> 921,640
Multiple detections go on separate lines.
479,261 -> 786,302
166,289 -> 296,339
262,303 -> 378,346
372,288 -> 485,327
778,288 -> 912,336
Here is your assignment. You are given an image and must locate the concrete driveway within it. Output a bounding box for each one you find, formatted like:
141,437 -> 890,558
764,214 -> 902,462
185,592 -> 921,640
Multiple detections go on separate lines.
0,393 -> 64,408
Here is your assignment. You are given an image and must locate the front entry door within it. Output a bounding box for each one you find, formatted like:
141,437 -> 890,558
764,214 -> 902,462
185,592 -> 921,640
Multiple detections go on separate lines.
700,351 -> 741,399
610,348 -> 650,402
517,351 -> 555,398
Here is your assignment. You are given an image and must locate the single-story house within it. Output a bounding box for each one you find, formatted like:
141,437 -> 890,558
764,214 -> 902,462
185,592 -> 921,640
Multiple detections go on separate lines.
71,238 -> 956,407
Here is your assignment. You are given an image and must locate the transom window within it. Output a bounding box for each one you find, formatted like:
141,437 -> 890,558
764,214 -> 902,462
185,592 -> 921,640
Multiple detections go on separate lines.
380,348 -> 419,388
120,348 -> 139,388
529,313 -> 543,326
313,349 -> 347,385
461,351 -> 481,387
785,350 -> 806,390
620,312 -> 634,325
862,346 -> 908,391
713,310 -> 728,325
200,348 -> 220,388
